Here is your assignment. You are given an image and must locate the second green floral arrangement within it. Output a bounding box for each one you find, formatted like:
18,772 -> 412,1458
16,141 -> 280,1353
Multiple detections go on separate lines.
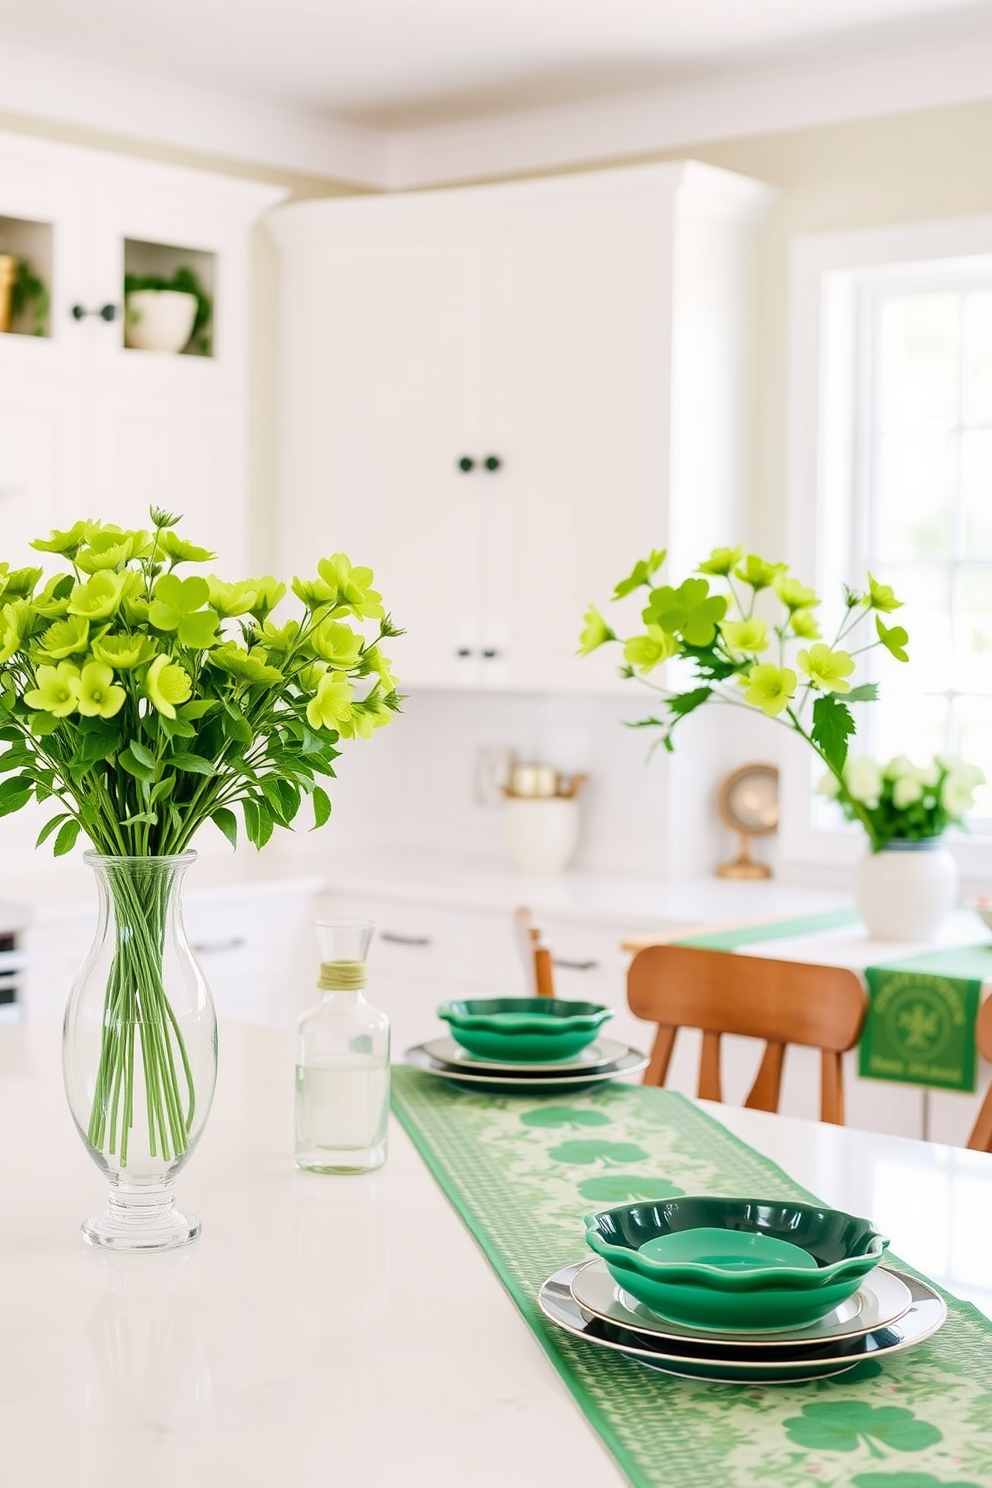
579,544 -> 911,852
0,507 -> 401,857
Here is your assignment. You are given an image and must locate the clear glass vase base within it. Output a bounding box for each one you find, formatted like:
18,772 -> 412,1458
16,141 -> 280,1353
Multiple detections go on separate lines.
81,1189 -> 201,1252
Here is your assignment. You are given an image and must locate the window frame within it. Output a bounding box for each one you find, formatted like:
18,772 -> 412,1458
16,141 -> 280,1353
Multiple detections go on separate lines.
782,214 -> 992,881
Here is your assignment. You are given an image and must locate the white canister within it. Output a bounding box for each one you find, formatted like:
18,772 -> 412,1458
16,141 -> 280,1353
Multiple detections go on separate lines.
503,796 -> 580,875
853,840 -> 959,941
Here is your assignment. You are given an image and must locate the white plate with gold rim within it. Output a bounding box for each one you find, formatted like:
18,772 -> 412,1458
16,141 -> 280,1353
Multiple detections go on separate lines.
569,1257 -> 913,1349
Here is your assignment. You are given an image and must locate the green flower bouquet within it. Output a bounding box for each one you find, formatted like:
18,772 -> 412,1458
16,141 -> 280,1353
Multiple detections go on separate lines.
820,753 -> 985,850
0,507 -> 399,1244
579,544 -> 910,851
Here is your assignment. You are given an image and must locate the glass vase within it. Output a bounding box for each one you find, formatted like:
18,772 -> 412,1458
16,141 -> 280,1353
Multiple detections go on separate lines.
62,852 -> 218,1251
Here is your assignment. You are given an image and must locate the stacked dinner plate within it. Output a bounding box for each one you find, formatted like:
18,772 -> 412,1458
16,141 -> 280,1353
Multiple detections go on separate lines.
406,996 -> 648,1092
539,1196 -> 947,1383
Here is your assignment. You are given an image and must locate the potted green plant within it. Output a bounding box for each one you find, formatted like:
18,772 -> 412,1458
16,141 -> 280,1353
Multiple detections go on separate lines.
124,265 -> 212,355
0,253 -> 49,336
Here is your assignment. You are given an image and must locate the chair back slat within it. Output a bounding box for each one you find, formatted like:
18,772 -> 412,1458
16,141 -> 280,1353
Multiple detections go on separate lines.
967,997 -> 992,1152
628,944 -> 866,1126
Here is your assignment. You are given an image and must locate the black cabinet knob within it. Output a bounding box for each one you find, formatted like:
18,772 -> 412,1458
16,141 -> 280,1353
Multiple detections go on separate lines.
482,648 -> 499,659
457,456 -> 475,473
483,455 -> 502,472
70,303 -> 118,323
456,647 -> 472,658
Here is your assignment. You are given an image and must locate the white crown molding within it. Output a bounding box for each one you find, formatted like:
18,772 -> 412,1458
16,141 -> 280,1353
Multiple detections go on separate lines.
0,42 -> 391,187
3,20 -> 992,192
386,20 -> 992,188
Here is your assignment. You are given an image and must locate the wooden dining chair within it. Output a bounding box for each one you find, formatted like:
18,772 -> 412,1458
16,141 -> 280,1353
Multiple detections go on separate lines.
513,906 -> 556,997
967,997 -> 992,1152
627,944 -> 867,1125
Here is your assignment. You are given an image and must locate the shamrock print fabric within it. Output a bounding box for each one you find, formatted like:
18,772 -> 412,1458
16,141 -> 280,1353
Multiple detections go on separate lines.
391,1068 -> 992,1488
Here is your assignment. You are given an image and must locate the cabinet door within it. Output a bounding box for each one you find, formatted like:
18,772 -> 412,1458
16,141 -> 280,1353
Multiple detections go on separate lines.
480,220 -> 673,691
86,390 -> 247,572
0,380 -> 83,563
279,239 -> 487,685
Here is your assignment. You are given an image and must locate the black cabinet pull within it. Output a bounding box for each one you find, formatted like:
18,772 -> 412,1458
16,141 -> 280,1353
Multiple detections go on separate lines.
457,456 -> 475,473
192,936 -> 246,954
456,647 -> 472,658
553,957 -> 599,972
483,455 -> 502,472
71,303 -> 118,323
380,931 -> 432,947
481,647 -> 499,659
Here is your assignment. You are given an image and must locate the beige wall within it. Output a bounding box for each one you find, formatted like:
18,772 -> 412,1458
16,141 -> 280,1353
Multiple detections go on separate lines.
6,98 -> 992,569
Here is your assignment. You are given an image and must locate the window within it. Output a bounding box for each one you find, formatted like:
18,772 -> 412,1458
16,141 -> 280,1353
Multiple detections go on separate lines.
782,217 -> 992,872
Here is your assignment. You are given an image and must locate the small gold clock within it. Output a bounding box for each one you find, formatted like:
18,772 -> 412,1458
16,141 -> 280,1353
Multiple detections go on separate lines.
715,763 -> 779,880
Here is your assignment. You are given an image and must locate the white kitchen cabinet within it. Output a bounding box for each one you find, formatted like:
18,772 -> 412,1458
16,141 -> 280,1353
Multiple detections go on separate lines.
269,161 -> 776,692
0,132 -> 284,569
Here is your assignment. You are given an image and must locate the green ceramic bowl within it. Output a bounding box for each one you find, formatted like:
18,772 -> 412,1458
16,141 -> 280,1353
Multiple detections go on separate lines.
584,1196 -> 889,1332
436,997 -> 614,1062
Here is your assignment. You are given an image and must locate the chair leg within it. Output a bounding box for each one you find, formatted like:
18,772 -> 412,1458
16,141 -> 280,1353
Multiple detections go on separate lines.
698,1031 -> 722,1103
644,1026 -> 676,1088
747,1042 -> 785,1114
968,1088 -> 992,1152
534,945 -> 555,997
819,1051 -> 845,1125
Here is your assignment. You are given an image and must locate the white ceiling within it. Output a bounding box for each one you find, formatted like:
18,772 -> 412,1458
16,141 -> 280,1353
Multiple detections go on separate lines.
1,0 -> 992,185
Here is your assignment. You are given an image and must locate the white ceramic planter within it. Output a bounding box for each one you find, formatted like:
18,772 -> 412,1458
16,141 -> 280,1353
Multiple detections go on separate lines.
853,840 -> 959,941
124,289 -> 197,353
503,797 -> 579,875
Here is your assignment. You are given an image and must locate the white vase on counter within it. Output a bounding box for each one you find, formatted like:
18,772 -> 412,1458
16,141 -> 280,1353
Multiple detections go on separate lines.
853,839 -> 958,941
503,797 -> 580,875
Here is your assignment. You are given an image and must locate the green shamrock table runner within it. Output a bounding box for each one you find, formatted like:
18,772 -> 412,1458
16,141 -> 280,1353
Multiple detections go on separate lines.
673,913 -> 991,1094
391,1067 -> 992,1488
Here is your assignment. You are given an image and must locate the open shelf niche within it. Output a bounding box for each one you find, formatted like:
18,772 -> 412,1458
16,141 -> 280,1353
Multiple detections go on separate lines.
0,215 -> 53,338
123,238 -> 217,357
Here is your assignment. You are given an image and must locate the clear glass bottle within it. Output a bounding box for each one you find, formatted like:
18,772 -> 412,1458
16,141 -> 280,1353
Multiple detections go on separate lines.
295,919 -> 389,1174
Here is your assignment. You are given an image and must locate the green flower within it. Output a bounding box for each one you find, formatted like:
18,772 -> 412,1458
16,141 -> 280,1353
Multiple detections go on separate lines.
790,608 -> 820,639
0,600 -> 32,663
205,578 -> 259,619
67,571 -> 131,622
719,618 -> 769,655
90,633 -> 157,670
697,545 -> 743,577
866,572 -> 903,612
797,642 -> 855,692
643,578 -> 727,646
24,661 -> 81,717
309,618 -> 364,668
260,618 -> 300,654
149,573 -> 218,648
209,642 -> 284,686
160,531 -> 215,564
31,575 -> 74,619
246,576 -> 287,621
773,573 -> 819,611
578,604 -> 616,656
35,616 -> 90,659
623,628 -> 677,673
733,554 -> 787,591
76,662 -> 125,719
76,539 -> 134,574
744,663 -> 797,717
144,653 -> 192,718
306,670 -> 354,731
291,578 -> 333,612
876,616 -> 909,661
31,520 -> 88,557
316,554 -> 384,619
612,549 -> 666,599
338,689 -> 393,740
0,565 -> 42,599
364,646 -> 398,692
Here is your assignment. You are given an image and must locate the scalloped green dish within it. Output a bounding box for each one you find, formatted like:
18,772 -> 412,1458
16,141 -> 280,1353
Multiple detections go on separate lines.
584,1195 -> 888,1332
436,997 -> 614,1062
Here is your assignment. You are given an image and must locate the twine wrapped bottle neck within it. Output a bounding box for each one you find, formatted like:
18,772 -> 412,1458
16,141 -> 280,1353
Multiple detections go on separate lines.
318,958 -> 367,992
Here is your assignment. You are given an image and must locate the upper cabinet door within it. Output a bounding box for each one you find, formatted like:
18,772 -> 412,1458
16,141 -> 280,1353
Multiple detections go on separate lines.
479,214 -> 674,692
278,234 -> 488,686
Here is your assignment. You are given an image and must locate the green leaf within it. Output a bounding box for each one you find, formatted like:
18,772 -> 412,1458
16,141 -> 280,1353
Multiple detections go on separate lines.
128,738 -> 158,771
546,1140 -> 651,1166
0,725 -> 21,741
845,682 -> 880,703
149,776 -> 176,804
0,773 -> 33,807
667,686 -> 713,719
211,806 -> 238,849
169,752 -> 215,776
811,694 -> 856,774
520,1107 -> 612,1130
29,711 -> 62,736
259,774 -> 289,821
53,818 -> 81,857
221,702 -> 252,745
311,785 -> 331,828
119,811 -> 158,828
157,714 -> 196,740
276,777 -> 300,821
35,812 -> 72,847
117,745 -> 156,783
577,1176 -> 687,1203
242,797 -> 262,847
178,700 -> 218,720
